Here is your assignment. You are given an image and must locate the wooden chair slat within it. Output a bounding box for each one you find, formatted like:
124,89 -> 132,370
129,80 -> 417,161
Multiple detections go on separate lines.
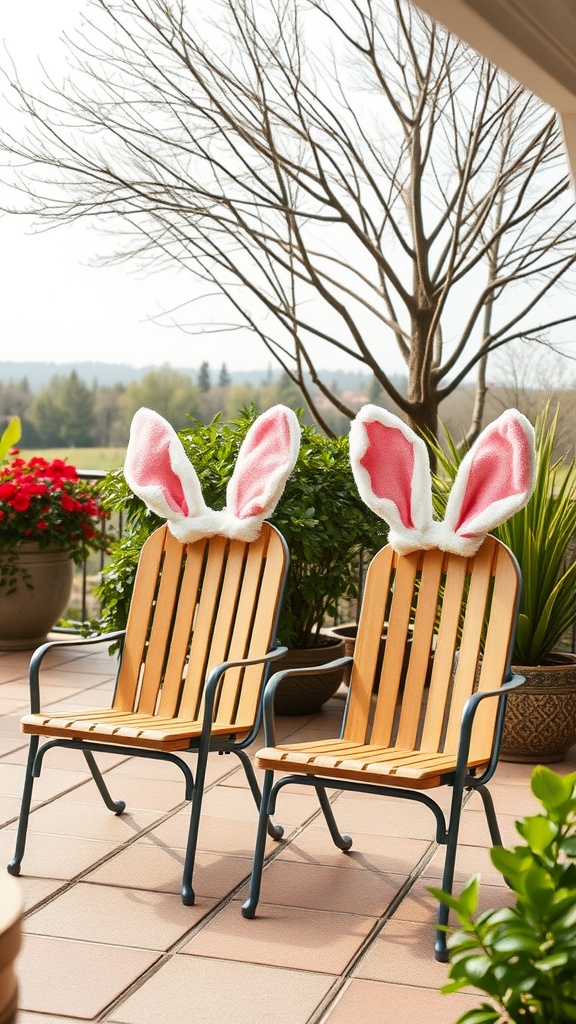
227,529 -> 287,726
395,548 -> 445,748
419,554 -> 468,752
113,526 -> 167,712
343,547 -> 395,743
136,535 -> 193,715
178,537 -> 229,720
443,542 -> 496,752
371,553 -> 420,745
468,545 -> 520,762
157,537 -> 208,717
196,539 -> 251,723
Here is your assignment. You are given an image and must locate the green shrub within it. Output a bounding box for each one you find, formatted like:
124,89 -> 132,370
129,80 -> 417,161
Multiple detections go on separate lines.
98,408 -> 386,648
430,765 -> 576,1024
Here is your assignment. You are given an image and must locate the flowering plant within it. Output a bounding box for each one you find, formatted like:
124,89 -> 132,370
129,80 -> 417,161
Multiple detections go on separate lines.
0,450 -> 109,593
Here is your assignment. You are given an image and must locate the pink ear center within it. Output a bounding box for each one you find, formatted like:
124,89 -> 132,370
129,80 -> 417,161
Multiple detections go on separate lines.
232,412 -> 292,518
360,421 -> 415,529
455,418 -> 531,534
130,420 -> 189,516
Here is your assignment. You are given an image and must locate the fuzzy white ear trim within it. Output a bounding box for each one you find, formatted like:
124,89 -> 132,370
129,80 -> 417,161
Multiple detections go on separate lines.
442,409 -> 536,550
125,405 -> 300,545
124,408 -> 208,523
225,405 -> 300,521
350,405 -> 536,558
166,510 -> 263,545
350,406 -> 434,552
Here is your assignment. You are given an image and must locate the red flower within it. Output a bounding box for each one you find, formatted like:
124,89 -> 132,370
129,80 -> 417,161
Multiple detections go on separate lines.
9,492 -> 31,512
60,492 -> 80,513
0,452 -> 109,585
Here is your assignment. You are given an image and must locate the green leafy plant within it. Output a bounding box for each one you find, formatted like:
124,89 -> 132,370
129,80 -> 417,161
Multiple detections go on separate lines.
98,408 -> 385,648
429,405 -> 576,665
0,416 -> 21,462
429,765 -> 576,1024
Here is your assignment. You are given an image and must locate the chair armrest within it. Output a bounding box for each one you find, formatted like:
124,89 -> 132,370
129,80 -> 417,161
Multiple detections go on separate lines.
201,646 -> 290,724
462,672 -> 525,722
456,672 -> 525,774
28,631 -> 126,713
261,656 -> 353,746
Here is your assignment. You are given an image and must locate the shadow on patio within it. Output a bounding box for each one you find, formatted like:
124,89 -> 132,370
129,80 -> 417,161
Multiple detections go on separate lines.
2,642 -> 573,1024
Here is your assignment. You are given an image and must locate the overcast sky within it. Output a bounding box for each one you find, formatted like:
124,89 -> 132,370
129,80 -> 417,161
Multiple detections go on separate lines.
0,1 -> 354,374
1,2 -> 574,381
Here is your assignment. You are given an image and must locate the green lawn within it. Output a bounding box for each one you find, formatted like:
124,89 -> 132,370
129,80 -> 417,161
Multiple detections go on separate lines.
18,448 -> 126,472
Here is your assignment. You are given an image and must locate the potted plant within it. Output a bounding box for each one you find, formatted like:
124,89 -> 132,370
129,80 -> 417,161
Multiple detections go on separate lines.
431,405 -> 576,762
98,407 -> 386,713
0,448 -> 109,650
429,764 -> 576,1023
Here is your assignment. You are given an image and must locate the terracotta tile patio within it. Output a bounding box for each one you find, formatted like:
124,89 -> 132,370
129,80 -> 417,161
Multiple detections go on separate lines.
2,642 -> 574,1024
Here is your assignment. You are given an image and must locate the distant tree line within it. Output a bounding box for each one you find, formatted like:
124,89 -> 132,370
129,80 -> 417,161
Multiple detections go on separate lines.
1,350 -> 574,453
0,362 -> 309,448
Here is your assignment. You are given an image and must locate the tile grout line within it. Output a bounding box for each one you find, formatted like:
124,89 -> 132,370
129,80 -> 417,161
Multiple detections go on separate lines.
93,797 -> 340,1021
307,838 -> 441,1024
93,786 -> 443,1023
15,755 -> 251,920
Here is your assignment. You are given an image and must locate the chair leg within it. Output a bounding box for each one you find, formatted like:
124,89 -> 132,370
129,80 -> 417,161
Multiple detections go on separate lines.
242,769 -> 274,919
435,781 -> 466,963
474,783 -> 503,847
181,738 -> 213,907
234,748 -> 284,841
7,735 -> 39,876
315,786 -> 353,851
82,750 -> 126,814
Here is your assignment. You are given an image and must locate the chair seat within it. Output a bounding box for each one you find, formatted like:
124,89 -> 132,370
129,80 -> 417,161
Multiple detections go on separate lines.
20,709 -> 253,750
255,739 -> 489,789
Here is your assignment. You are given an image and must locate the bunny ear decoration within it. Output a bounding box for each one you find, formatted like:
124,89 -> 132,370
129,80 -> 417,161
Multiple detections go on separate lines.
439,409 -> 536,556
124,408 -> 209,528
349,405 -> 536,557
349,405 -> 435,555
224,405 -> 301,538
124,405 -> 300,545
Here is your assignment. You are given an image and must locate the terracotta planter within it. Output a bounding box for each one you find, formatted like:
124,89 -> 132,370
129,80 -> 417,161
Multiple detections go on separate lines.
0,545 -> 74,651
500,653 -> 576,763
273,636 -> 346,715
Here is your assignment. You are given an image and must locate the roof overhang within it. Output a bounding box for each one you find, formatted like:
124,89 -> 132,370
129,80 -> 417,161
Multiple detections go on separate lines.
413,0 -> 576,186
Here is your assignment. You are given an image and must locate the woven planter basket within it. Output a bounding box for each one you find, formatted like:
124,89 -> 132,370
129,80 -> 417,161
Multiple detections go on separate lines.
273,636 -> 346,715
500,653 -> 576,763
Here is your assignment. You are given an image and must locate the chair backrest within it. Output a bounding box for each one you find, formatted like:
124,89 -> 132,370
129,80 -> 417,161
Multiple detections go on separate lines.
112,522 -> 288,727
343,536 -> 520,762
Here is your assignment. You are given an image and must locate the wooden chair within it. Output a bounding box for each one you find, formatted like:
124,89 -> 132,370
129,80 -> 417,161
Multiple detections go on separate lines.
8,521 -> 289,905
242,535 -> 524,960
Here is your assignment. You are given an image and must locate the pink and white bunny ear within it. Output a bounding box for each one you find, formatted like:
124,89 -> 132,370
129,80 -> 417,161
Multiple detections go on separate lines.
223,405 -> 300,540
438,409 -> 536,556
124,408 -> 208,529
124,405 -> 300,546
349,406 -> 435,555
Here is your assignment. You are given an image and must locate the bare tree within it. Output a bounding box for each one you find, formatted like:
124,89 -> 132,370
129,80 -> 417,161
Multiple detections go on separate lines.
486,340 -> 576,454
1,0 -> 575,440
